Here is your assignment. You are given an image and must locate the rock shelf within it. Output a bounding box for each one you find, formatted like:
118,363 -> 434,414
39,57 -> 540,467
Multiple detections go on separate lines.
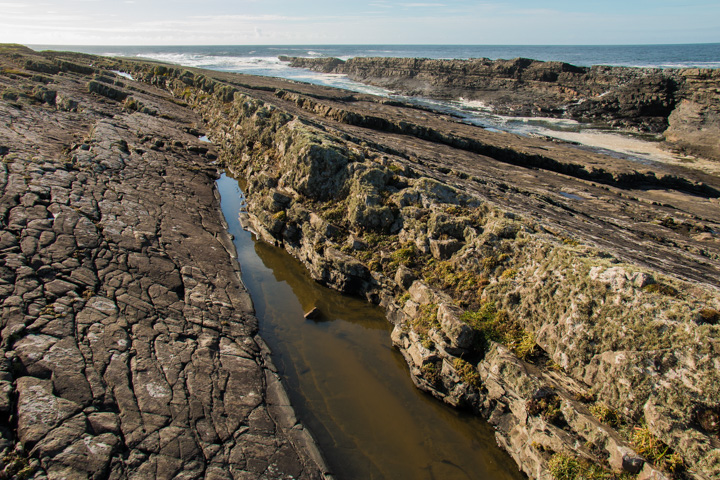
281,55 -> 720,162
2,45 -> 720,480
0,45 -> 327,479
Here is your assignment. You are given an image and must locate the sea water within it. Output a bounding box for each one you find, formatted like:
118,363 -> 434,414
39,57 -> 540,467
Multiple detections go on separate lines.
32,43 -> 719,163
33,43 -> 720,70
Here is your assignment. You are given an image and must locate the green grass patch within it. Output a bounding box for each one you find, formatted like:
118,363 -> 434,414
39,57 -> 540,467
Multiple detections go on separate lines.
632,426 -> 684,474
390,243 -> 418,268
547,453 -> 619,480
422,259 -> 487,308
461,302 -> 538,360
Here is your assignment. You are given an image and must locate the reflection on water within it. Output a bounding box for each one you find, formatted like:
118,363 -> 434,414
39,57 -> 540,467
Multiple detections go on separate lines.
217,173 -> 526,480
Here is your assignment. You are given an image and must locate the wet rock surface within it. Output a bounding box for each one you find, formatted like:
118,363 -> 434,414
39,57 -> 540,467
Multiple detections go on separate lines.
282,56 -> 720,162
0,45 -> 327,479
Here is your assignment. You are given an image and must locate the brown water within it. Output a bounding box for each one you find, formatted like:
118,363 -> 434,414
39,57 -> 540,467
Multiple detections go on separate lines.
217,173 -> 526,480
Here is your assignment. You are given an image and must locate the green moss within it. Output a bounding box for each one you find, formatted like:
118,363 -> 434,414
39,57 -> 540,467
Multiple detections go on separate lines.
390,243 -> 418,268
590,403 -> 621,427
499,268 -> 517,280
1,451 -> 35,480
422,259 -> 486,308
1,67 -> 32,78
527,391 -> 563,424
421,362 -> 442,388
363,232 -> 397,249
508,330 -> 538,360
461,303 -> 538,360
413,304 -> 439,349
323,202 -> 347,224
562,237 -> 580,247
453,358 -> 480,388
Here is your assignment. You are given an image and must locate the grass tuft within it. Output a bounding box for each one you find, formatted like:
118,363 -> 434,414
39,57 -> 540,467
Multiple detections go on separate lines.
632,426 -> 684,473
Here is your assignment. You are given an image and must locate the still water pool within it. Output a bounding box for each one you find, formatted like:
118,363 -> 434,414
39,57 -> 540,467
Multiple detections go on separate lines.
217,173 -> 526,480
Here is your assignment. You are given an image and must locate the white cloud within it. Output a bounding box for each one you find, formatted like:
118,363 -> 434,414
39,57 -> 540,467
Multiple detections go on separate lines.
0,0 -> 716,45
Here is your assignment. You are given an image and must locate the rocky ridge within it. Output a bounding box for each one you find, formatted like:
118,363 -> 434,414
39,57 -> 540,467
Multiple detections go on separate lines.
0,45 -> 328,479
280,56 -> 720,162
125,60 -> 720,479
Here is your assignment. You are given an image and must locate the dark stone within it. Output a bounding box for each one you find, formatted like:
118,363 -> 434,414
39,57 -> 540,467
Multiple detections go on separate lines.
304,307 -> 321,320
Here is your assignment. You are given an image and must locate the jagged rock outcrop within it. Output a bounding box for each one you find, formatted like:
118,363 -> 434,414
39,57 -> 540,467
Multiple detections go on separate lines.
0,45 -> 328,480
134,62 -> 720,479
281,56 -> 720,161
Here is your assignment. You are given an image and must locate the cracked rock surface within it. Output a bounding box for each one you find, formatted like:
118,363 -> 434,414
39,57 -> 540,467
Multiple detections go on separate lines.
0,45 -> 327,480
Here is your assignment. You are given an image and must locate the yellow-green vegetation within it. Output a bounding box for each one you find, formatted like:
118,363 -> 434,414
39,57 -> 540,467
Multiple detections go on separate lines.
632,426 -> 684,474
461,302 -> 538,360
390,243 -> 418,268
572,390 -> 595,403
1,451 -> 35,479
412,303 -> 439,349
526,391 -> 563,424
421,362 -> 442,388
1,67 -> 32,78
642,282 -> 679,297
272,210 -> 287,222
698,307 -> 720,325
322,202 -> 346,224
363,232 -> 397,249
547,453 -> 629,480
562,237 -> 581,247
499,268 -> 517,280
453,358 -> 480,388
589,402 -> 621,427
548,453 -> 582,480
422,259 -> 488,309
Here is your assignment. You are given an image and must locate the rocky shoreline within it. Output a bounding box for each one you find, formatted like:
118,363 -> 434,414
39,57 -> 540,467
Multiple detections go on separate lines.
1,45 -> 719,480
0,45 -> 328,479
279,56 -> 720,163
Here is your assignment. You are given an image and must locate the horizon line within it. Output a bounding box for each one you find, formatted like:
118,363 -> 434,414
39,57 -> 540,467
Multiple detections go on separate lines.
23,42 -> 720,48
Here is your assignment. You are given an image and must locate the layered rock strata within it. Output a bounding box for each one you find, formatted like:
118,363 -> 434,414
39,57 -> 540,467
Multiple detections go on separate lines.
3,45 -> 720,480
280,56 -> 720,162
118,60 -> 720,479
0,45 -> 327,479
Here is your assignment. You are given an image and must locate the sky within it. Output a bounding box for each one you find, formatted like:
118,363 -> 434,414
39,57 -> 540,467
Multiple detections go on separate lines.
0,0 -> 718,46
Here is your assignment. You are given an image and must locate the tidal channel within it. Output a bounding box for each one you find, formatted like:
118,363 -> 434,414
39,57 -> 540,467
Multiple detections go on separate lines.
217,173 -> 526,480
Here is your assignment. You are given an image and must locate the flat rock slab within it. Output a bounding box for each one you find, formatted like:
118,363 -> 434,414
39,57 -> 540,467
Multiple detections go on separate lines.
0,46 -> 327,479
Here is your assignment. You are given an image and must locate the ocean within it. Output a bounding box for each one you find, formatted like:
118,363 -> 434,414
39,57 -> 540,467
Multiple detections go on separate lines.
36,43 -> 720,71
32,43 -> 720,163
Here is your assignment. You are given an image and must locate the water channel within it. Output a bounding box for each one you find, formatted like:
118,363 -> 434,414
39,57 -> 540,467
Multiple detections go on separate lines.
217,173 -> 526,480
